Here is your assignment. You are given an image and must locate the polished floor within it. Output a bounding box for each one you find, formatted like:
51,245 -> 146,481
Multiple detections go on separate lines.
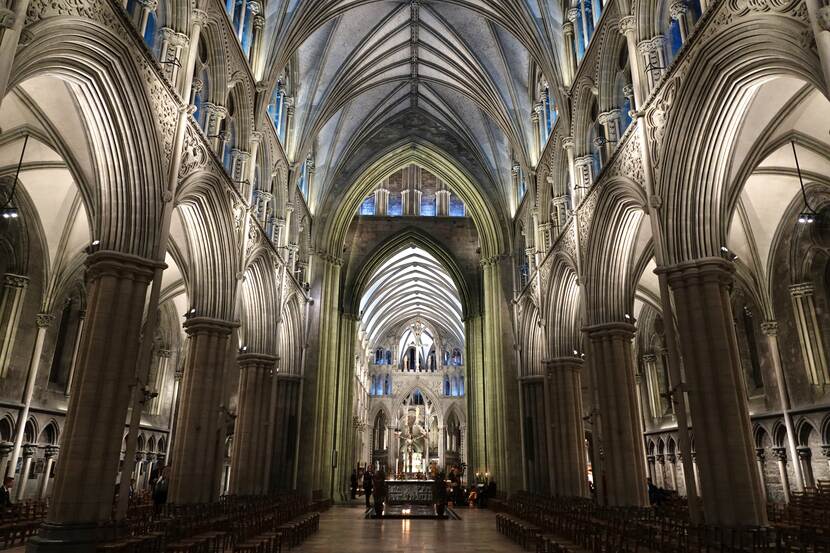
7,505 -> 524,552
293,504 -> 526,552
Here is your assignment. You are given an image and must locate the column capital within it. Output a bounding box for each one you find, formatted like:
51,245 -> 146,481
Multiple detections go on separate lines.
669,1 -> 689,19
819,6 -> 830,32
45,446 -> 59,459
755,447 -> 765,461
182,316 -> 238,337
667,453 -> 677,463
84,250 -> 164,284
135,452 -> 144,462
157,348 -> 173,359
821,444 -> 830,458
0,442 -> 13,456
253,14 -> 266,30
542,357 -> 584,375
3,274 -> 29,288
237,352 -> 277,370
562,19 -> 574,35
36,313 -> 55,328
562,136 -> 575,150
789,282 -> 815,297
760,321 -> 779,337
772,447 -> 788,462
658,256 -> 735,290
641,353 -> 657,363
618,16 -> 637,37
638,35 -> 666,55
191,8 -> 209,27
22,444 -> 36,458
158,27 -> 188,48
567,7 -> 579,23
796,446 -> 812,461
584,321 -> 637,340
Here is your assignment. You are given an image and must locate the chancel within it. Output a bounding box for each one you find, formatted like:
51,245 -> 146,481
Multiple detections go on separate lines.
0,0 -> 829,552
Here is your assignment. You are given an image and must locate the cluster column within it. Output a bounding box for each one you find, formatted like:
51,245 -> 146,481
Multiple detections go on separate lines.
168,317 -> 236,504
0,274 -> 28,375
662,257 -> 766,525
544,358 -> 588,497
584,322 -> 648,507
229,353 -> 276,496
29,251 -> 158,551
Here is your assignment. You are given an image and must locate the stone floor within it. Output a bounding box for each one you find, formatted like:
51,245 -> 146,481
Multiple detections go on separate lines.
293,504 -> 526,552
5,505 -> 524,552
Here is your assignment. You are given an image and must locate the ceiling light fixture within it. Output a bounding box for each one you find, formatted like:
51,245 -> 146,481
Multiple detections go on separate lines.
792,141 -> 819,225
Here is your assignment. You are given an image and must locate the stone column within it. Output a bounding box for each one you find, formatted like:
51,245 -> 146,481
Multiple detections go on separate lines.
202,103 -> 228,153
774,447 -> 791,503
544,358 -> 588,497
180,8 -> 208,99
64,310 -> 86,396
531,107 -> 542,162
168,317 -> 236,504
806,2 -> 830,94
656,455 -> 668,488
573,155 -> 594,206
435,188 -> 450,217
584,323 -> 648,506
562,20 -> 577,85
662,257 -> 767,526
597,110 -> 621,158
822,445 -> 830,475
0,442 -> 12,480
229,353 -> 275,496
647,455 -> 656,482
797,447 -> 815,489
756,448 -> 767,500
789,283 -> 829,386
249,12 -> 266,70
39,446 -> 58,499
638,36 -> 667,93
375,184 -> 390,216
667,453 -> 678,490
15,444 -> 35,501
157,27 -> 188,85
761,321 -> 804,490
0,274 -> 28,376
669,1 -> 689,44
8,313 -> 54,484
135,0 -> 158,37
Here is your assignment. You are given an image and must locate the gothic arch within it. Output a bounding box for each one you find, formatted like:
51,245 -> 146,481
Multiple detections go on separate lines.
11,19 -> 166,259
657,13 -> 823,264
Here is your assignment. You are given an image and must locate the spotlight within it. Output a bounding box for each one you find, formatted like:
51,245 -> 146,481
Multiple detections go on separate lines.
1,208 -> 18,219
798,212 -> 816,224
624,313 -> 631,320
573,349 -> 579,356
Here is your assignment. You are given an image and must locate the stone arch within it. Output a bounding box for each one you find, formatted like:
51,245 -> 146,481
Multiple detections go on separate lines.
584,177 -> 648,324
279,293 -> 305,376
517,297 -> 544,378
39,420 -> 59,446
11,18 -> 166,259
656,13 -> 823,264
239,253 -> 279,354
544,253 -> 583,358
318,142 -> 508,260
175,174 -> 239,320
796,419 -> 817,448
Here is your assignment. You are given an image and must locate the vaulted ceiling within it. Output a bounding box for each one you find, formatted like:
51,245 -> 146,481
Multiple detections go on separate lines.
261,1 -> 566,216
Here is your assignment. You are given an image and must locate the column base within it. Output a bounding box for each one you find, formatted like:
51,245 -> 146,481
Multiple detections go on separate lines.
27,522 -> 126,553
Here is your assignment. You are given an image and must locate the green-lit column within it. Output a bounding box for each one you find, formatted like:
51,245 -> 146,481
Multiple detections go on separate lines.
464,315 -> 485,479
299,252 -> 342,499
481,256 -> 522,493
333,313 -> 357,501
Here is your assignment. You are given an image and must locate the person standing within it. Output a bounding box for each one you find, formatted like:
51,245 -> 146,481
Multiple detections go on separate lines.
373,468 -> 386,517
152,468 -> 169,515
350,469 -> 358,500
362,468 -> 374,509
0,477 -> 13,507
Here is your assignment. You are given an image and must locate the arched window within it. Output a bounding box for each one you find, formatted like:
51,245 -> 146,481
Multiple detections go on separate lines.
384,374 -> 391,395
373,411 -> 388,452
663,0 -> 703,64
443,376 -> 450,396
451,377 -> 458,397
385,350 -> 393,364
268,79 -> 288,143
191,38 -> 210,129
298,157 -> 310,200
459,375 -> 465,396
614,48 -> 633,134
588,99 -> 605,174
375,348 -> 384,364
48,295 -> 82,391
221,94 -> 238,175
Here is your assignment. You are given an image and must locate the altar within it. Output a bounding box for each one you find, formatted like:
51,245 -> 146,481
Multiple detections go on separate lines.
385,479 -> 434,505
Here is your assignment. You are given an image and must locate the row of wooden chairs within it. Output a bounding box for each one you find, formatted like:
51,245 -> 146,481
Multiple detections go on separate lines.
499,491 -> 830,553
0,500 -> 49,549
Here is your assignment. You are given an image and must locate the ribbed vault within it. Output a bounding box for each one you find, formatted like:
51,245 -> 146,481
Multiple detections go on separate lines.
359,246 -> 463,347
260,0 -> 566,213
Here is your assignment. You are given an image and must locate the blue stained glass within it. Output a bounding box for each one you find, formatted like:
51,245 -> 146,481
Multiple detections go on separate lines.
360,196 -> 375,216
143,12 -> 157,48
388,193 -> 402,216
420,198 -> 436,216
449,195 -> 465,217
669,19 -> 683,60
